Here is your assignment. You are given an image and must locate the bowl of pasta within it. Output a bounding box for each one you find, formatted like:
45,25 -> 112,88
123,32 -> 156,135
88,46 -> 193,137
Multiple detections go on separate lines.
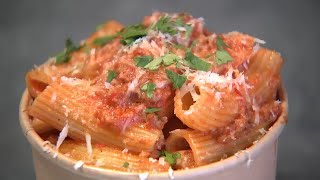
20,12 -> 288,180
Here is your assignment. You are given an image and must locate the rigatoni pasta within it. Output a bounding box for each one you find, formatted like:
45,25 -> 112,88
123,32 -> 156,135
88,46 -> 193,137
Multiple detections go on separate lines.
25,11 -> 285,174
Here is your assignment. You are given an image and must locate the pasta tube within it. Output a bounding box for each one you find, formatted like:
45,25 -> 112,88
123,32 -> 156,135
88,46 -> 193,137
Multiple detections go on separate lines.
28,79 -> 164,153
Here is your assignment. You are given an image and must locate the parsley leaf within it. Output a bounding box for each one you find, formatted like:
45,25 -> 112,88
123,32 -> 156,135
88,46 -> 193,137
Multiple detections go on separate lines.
120,24 -> 148,45
215,50 -> 233,65
175,17 -> 184,26
184,51 -> 211,71
184,25 -> 193,38
216,36 -> 228,50
55,38 -> 82,65
174,17 -> 193,38
153,16 -> 177,35
122,162 -> 129,168
141,82 -> 156,98
144,57 -> 163,70
106,70 -> 117,83
215,36 -> 233,65
134,56 -> 153,67
163,53 -> 180,66
159,150 -> 181,165
93,34 -> 118,46
165,69 -> 187,89
145,107 -> 161,113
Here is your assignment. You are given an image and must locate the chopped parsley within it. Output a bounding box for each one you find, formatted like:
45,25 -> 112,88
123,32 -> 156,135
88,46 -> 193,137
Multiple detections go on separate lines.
144,57 -> 163,70
93,34 -> 118,46
55,38 -> 82,65
153,16 -> 193,38
141,82 -> 156,98
162,53 -> 180,66
184,50 -> 211,71
175,17 -> 193,38
134,56 -> 153,67
120,24 -> 148,45
153,16 -> 177,35
141,53 -> 180,70
122,162 -> 129,168
106,70 -> 117,83
215,36 -> 233,65
215,50 -> 233,65
145,107 -> 161,113
159,150 -> 181,165
165,69 -> 187,89
216,36 -> 228,49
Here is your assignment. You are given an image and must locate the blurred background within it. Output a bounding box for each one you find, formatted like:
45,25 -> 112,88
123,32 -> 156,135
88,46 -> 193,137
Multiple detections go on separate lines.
1,0 -> 319,179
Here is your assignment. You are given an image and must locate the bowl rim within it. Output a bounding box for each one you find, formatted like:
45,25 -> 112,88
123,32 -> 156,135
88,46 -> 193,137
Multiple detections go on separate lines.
19,86 -> 288,179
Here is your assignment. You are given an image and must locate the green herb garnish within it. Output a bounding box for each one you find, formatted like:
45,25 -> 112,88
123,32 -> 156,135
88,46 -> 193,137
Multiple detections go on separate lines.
141,82 -> 156,98
165,69 -> 187,89
162,53 -> 180,66
145,107 -> 161,113
93,34 -> 118,46
184,50 -> 211,71
122,162 -> 129,168
134,56 -> 153,67
153,16 -> 177,35
106,70 -> 117,83
159,150 -> 181,165
144,57 -> 163,70
120,24 -> 148,45
215,36 -> 233,65
215,50 -> 233,65
176,17 -> 193,38
55,38 -> 82,65
216,36 -> 228,50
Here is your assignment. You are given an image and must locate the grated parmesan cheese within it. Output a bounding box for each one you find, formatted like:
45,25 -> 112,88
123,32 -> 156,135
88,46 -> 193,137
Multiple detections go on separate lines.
270,110 -> 276,118
215,92 -> 223,101
90,48 -> 96,56
158,157 -> 166,166
104,82 -> 112,89
73,160 -> 85,170
252,99 -> 260,124
148,158 -> 157,163
53,123 -> 69,158
168,167 -> 174,179
244,151 -> 253,167
62,105 -> 70,117
51,92 -> 57,103
184,109 -> 193,115
95,159 -> 104,167
258,128 -> 267,135
41,141 -> 51,153
254,38 -> 266,44
122,148 -> 128,154
60,76 -> 83,86
85,133 -> 92,156
138,172 -> 149,180
275,100 -> 281,104
127,70 -> 145,92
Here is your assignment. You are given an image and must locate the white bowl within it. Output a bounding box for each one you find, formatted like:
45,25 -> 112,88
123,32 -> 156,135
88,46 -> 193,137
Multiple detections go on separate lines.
19,86 -> 288,180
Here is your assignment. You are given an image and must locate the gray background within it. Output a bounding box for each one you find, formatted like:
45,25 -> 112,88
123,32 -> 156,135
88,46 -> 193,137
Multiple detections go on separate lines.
1,0 -> 319,179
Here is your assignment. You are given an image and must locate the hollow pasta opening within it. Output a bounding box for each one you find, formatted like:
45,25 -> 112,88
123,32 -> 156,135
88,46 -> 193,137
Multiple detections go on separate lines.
181,86 -> 200,111
30,79 -> 48,95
